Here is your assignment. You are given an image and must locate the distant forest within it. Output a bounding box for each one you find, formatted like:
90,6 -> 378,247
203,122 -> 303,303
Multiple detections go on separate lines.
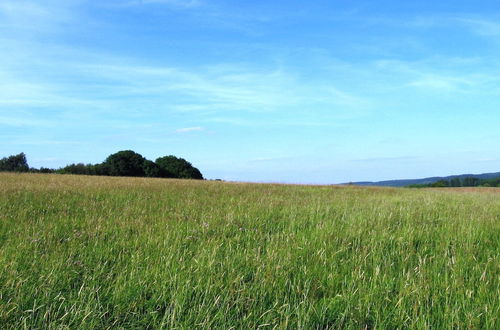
0,151 -> 203,180
407,177 -> 500,188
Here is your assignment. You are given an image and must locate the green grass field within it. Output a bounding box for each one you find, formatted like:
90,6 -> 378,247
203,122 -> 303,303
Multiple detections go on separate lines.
0,173 -> 498,329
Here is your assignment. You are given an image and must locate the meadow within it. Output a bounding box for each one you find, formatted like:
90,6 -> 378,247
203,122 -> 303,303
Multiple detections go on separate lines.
0,173 -> 498,329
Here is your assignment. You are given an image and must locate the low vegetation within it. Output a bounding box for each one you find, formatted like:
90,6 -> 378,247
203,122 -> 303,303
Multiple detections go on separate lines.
0,173 -> 498,328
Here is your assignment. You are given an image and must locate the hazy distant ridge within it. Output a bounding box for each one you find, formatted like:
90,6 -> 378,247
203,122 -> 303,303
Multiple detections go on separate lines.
349,171 -> 500,187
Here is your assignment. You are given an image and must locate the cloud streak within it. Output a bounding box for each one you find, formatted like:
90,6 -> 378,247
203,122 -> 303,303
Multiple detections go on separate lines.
350,156 -> 419,163
105,0 -> 202,9
175,127 -> 203,133
141,0 -> 201,7
1,39 -> 373,127
455,17 -> 500,38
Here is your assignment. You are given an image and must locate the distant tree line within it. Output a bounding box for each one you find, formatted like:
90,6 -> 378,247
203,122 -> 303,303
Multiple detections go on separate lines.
407,176 -> 500,188
0,151 -> 203,180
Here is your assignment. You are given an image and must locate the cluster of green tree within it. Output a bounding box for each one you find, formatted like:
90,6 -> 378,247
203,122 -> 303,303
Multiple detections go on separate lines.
0,151 -> 203,180
407,176 -> 500,188
0,153 -> 30,172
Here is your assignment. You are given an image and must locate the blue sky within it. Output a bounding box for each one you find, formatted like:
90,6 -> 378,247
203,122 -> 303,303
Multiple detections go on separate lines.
1,0 -> 499,183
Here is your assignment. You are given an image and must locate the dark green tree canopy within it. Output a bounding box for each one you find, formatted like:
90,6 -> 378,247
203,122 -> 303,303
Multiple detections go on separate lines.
142,160 -> 163,178
59,163 -> 95,175
103,150 -> 146,177
155,155 -> 203,179
0,153 -> 29,172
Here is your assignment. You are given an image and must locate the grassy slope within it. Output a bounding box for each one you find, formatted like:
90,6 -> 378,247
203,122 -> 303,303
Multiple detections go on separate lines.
0,173 -> 498,329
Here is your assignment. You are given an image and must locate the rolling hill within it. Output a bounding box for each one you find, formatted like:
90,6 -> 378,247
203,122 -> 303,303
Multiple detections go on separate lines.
349,171 -> 500,187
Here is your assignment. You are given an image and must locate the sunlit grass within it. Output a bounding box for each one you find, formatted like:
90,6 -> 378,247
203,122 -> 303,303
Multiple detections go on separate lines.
0,173 -> 498,328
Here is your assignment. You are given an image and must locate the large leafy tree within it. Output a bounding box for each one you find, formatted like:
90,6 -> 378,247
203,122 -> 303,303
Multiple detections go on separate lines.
155,155 -> 203,179
103,150 -> 147,177
0,153 -> 29,172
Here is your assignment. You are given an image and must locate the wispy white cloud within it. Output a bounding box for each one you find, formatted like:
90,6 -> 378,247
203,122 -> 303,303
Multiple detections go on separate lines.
248,156 -> 297,163
473,157 -> 500,163
350,156 -> 419,163
408,74 -> 475,92
6,2 -> 499,128
455,17 -> 500,37
105,0 -> 202,9
372,58 -> 500,94
0,0 -> 78,35
0,1 -> 49,18
0,115 -> 54,127
141,0 -> 201,7
414,15 -> 500,41
14,140 -> 83,146
1,37 -> 371,125
175,126 -> 203,133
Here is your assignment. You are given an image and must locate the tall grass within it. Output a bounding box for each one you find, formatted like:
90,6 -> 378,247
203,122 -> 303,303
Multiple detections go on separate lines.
0,173 -> 498,328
